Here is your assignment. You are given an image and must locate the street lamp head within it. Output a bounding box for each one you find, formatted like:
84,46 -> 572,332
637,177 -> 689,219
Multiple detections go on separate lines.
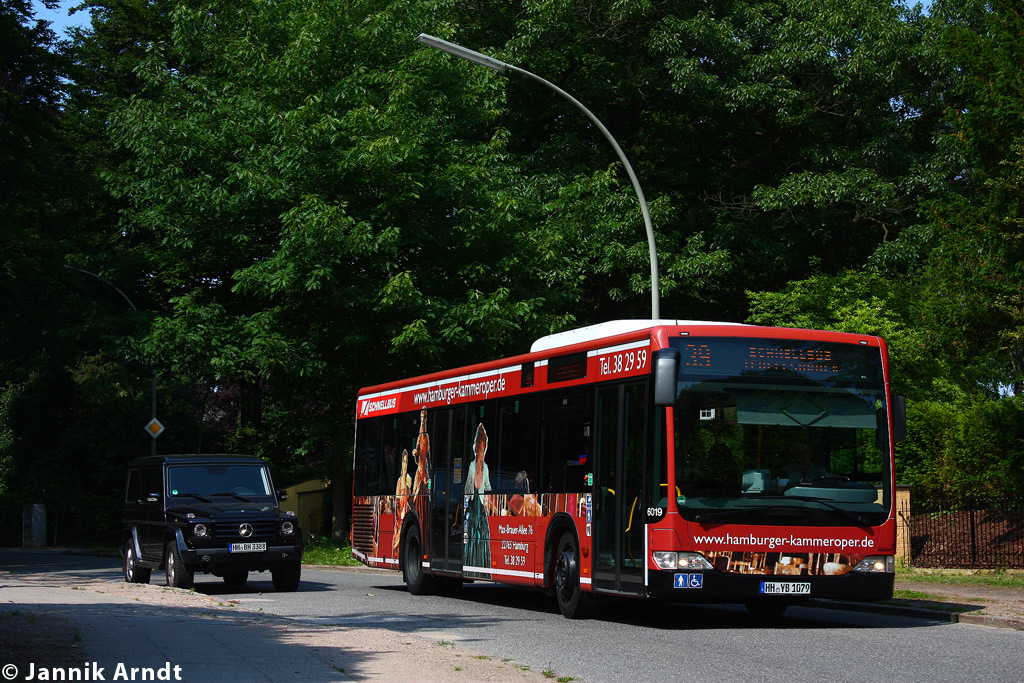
416,33 -> 508,72
414,31 -> 661,319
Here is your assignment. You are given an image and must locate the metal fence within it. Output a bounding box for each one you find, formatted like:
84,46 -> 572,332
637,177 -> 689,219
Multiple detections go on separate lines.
899,496 -> 1024,569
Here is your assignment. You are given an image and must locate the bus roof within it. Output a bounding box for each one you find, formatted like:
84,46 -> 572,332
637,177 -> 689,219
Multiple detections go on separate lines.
356,319 -> 884,405
529,319 -> 747,353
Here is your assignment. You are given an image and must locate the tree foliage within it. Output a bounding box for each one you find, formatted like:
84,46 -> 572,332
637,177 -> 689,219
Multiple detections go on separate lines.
4,0 -> 1024,540
914,0 -> 1024,396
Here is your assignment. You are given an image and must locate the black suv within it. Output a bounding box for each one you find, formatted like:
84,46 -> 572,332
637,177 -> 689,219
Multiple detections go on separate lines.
121,454 -> 303,591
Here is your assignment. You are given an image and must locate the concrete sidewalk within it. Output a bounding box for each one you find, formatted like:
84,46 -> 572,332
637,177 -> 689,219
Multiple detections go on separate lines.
3,581 -> 350,682
0,577 -> 549,683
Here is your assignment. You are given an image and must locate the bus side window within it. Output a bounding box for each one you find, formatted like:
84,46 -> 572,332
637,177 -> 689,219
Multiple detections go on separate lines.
397,412 -> 420,489
540,392 -> 592,493
497,398 -> 536,494
353,416 -> 385,496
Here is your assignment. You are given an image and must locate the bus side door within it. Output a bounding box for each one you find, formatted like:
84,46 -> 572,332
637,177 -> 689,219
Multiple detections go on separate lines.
593,381 -> 648,594
429,407 -> 466,574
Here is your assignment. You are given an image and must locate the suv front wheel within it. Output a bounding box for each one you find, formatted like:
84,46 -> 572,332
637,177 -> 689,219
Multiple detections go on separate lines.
165,540 -> 195,589
271,561 -> 301,592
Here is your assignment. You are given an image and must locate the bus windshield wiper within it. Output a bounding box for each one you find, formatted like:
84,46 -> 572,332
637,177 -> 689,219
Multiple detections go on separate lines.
692,505 -> 797,523
763,495 -> 872,528
693,499 -> 872,528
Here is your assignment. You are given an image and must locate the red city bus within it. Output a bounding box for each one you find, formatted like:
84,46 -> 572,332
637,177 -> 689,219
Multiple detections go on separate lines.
351,320 -> 906,618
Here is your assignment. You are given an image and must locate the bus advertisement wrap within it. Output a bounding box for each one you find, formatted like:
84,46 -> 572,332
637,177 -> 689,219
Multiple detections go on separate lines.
351,321 -> 900,618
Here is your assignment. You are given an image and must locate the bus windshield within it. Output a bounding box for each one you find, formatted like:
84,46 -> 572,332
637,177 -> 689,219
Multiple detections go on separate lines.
669,337 -> 890,527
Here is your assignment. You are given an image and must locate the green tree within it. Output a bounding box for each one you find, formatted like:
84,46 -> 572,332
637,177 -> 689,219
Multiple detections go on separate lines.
90,0 -> 575,535
83,0 -> 943,462
1,0 -> 155,544
915,0 -> 1024,396
746,270 -> 934,397
66,0 -> 1020,537
445,0 -> 940,320
1,0 -> 72,383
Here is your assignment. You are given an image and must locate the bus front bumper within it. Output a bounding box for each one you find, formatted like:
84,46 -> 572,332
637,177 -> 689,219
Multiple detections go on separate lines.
644,569 -> 894,602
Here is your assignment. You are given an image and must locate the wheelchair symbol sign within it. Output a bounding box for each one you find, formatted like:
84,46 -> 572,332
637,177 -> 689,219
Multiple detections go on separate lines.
674,573 -> 704,589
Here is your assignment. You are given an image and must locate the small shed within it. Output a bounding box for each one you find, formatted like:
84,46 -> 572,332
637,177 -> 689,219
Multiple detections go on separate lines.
280,477 -> 330,542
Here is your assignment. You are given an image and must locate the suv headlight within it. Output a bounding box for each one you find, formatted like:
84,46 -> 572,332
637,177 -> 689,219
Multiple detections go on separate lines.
653,551 -> 714,571
280,520 -> 295,536
851,555 -> 895,573
193,523 -> 208,538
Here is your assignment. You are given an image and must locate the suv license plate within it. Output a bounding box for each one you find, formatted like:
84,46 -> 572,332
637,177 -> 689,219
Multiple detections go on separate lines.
229,542 -> 267,553
760,582 -> 811,595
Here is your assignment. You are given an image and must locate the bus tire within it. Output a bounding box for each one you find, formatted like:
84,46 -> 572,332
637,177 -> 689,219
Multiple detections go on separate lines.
403,524 -> 434,595
554,531 -> 591,619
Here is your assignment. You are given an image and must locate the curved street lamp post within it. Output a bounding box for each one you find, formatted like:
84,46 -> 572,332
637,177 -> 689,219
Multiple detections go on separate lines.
416,33 -> 661,320
63,265 -> 161,456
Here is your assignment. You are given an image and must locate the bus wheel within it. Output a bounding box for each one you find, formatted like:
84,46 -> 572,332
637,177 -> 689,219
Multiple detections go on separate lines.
745,600 -> 789,621
554,532 -> 592,619
403,524 -> 434,595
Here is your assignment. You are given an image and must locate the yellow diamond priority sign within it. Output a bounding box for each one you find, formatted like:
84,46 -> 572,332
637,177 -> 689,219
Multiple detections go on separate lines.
145,418 -> 165,439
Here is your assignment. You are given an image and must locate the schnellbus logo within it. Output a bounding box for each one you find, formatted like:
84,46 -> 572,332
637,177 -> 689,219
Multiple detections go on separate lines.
360,396 -> 397,416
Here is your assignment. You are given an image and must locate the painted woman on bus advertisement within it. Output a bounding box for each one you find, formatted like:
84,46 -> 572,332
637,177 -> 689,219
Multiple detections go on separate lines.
464,423 -> 492,578
393,449 -> 411,555
411,408 -> 432,555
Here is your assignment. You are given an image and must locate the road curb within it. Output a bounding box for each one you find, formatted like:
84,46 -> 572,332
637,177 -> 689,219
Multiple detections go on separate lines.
957,612 -> 1024,630
809,598 -> 1024,630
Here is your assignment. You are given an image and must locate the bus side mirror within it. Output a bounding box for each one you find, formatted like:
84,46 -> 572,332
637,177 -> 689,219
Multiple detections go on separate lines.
892,394 -> 907,443
654,348 -> 680,407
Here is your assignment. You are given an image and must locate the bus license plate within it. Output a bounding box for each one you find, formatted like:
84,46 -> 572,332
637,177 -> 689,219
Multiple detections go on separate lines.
229,542 -> 266,553
760,582 -> 810,595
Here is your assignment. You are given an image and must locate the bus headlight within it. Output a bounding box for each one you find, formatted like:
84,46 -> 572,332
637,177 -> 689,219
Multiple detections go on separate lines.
653,552 -> 714,571
851,555 -> 894,573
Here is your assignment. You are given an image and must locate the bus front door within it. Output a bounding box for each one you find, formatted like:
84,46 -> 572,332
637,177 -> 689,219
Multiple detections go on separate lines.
429,407 -> 465,574
593,382 -> 647,594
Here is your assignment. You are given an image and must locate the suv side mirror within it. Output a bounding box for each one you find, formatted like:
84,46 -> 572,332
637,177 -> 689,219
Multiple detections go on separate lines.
276,489 -> 288,502
653,348 -> 680,407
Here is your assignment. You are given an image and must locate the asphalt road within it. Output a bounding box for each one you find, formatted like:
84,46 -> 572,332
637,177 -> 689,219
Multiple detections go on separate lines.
4,549 -> 1023,682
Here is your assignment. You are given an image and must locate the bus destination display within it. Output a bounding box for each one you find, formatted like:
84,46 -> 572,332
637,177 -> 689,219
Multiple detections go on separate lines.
681,342 -> 842,377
